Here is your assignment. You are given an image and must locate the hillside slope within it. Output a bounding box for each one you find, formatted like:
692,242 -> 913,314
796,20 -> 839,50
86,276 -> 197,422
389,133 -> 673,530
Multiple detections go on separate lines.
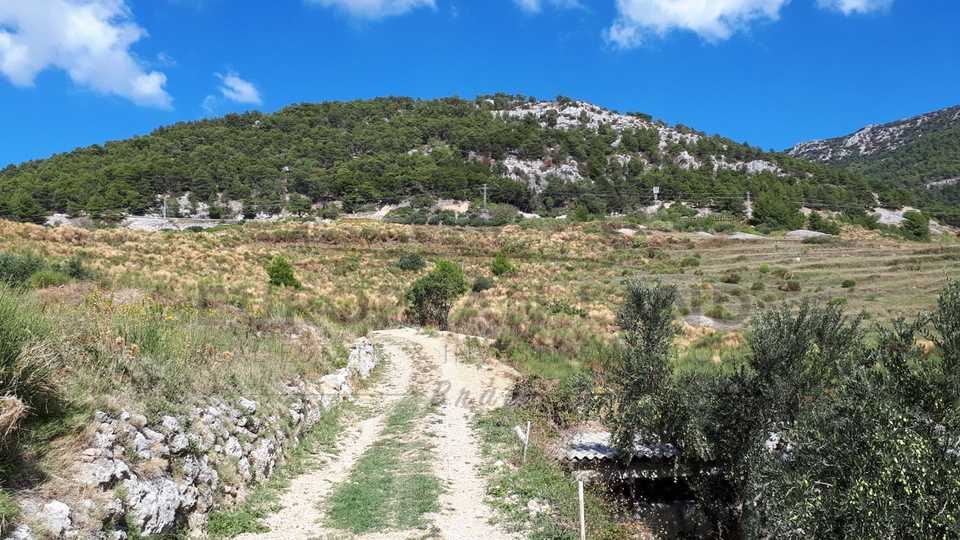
0,94 -> 878,222
787,105 -> 960,221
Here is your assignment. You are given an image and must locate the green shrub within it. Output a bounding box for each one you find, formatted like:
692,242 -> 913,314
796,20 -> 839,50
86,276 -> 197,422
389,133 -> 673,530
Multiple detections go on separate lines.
25,270 -> 72,289
781,280 -> 802,292
490,253 -> 517,277
471,276 -> 495,293
705,305 -> 734,320
759,264 -> 771,274
547,300 -> 587,318
751,281 -> 765,292
720,272 -> 741,284
397,252 -> 426,271
808,211 -> 842,235
828,296 -> 848,306
265,255 -> 302,288
802,236 -> 838,245
53,256 -> 93,281
406,260 -> 467,330
841,279 -> 857,289
680,254 -> 701,267
771,267 -> 794,279
0,252 -> 46,286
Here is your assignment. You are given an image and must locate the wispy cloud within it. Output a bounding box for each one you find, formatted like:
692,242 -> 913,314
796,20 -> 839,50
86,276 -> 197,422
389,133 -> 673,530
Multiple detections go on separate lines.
605,0 -> 789,48
514,0 -> 582,13
0,0 -> 171,108
305,0 -> 435,19
216,72 -> 262,104
203,71 -> 262,114
817,0 -> 893,15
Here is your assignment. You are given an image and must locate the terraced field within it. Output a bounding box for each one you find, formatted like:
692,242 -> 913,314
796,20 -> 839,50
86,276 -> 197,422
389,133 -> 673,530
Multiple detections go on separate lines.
1,219 -> 957,373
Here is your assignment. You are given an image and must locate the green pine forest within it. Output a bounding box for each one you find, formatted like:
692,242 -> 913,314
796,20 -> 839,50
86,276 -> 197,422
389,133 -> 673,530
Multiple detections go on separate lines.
1,94 -> 957,225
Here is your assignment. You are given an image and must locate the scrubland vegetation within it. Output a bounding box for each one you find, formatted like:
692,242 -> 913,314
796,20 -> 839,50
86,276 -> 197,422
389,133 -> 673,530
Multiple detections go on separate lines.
1,214 -> 958,537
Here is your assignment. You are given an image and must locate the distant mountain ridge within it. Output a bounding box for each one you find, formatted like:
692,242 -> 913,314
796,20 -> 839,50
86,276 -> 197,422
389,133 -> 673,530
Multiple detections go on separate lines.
0,94 -> 883,222
784,105 -> 960,224
787,105 -> 960,184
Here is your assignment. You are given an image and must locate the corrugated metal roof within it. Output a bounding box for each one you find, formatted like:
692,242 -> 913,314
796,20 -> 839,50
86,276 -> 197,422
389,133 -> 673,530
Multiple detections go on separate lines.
563,430 -> 676,462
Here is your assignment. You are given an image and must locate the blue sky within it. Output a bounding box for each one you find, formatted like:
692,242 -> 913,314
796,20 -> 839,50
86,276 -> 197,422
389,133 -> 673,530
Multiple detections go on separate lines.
1,0 -> 958,167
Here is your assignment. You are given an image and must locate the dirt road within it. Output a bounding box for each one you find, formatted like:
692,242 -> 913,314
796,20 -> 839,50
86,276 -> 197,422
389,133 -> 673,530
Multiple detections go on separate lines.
236,328 -> 518,540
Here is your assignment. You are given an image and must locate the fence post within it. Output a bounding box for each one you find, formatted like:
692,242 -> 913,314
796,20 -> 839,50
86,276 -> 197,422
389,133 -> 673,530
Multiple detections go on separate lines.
578,479 -> 586,540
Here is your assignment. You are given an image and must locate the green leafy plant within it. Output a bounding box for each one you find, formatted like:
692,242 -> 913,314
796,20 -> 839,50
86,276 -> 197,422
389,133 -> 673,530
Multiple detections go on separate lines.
397,252 -> 426,271
406,260 -> 467,330
265,255 -> 301,288
490,253 -> 517,277
471,276 -> 495,293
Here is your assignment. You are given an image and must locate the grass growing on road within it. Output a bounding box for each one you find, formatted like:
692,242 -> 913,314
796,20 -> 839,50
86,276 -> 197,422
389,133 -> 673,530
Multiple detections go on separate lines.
324,396 -> 442,534
207,403 -> 350,538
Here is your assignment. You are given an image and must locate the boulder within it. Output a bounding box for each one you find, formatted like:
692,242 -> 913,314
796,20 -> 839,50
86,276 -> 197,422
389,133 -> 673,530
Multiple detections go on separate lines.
123,477 -> 182,536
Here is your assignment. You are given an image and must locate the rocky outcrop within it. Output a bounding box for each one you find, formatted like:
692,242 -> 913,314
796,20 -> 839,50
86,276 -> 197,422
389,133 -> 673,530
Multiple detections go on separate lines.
5,338 -> 378,540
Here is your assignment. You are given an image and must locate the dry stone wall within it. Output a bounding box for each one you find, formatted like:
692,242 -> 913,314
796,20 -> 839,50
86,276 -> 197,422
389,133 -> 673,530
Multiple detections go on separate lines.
4,338 -> 378,540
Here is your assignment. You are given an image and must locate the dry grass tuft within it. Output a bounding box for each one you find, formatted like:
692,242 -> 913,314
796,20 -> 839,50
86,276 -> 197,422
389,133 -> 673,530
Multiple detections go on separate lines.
0,396 -> 27,438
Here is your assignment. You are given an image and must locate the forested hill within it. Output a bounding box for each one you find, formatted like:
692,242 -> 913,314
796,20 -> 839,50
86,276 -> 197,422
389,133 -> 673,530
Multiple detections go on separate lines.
787,105 -> 960,215
0,94 -> 898,223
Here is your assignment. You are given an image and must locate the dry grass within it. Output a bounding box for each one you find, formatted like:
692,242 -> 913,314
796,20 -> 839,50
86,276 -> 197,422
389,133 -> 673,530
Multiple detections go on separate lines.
2,219 -> 958,373
0,396 -> 26,439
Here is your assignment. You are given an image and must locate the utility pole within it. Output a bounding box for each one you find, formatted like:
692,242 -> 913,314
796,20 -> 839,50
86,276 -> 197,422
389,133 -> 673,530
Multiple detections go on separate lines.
653,186 -> 659,204
162,197 -> 167,219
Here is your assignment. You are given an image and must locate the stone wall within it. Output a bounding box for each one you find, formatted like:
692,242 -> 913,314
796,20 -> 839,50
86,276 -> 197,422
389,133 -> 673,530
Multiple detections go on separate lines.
4,338 -> 378,540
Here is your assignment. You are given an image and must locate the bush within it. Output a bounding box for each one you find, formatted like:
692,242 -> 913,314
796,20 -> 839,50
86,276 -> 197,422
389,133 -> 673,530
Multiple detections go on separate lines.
841,279 -> 857,289
0,252 -> 46,286
53,256 -> 92,280
808,211 -> 842,235
802,236 -> 838,245
471,276 -> 495,293
705,305 -> 735,320
406,260 -> 467,330
490,253 -> 517,277
780,280 -> 802,292
720,272 -> 741,284
680,254 -> 701,267
25,270 -> 72,289
759,264 -> 771,274
398,252 -> 426,271
751,281 -> 765,292
828,296 -> 848,306
265,255 -> 302,288
900,211 -> 931,242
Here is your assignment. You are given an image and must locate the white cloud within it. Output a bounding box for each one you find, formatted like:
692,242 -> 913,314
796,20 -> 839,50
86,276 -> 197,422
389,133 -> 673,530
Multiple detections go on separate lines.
306,0 -> 435,19
0,0 -> 171,108
202,72 -> 262,114
514,0 -> 582,13
215,72 -> 262,105
817,0 -> 892,15
605,0 -> 789,48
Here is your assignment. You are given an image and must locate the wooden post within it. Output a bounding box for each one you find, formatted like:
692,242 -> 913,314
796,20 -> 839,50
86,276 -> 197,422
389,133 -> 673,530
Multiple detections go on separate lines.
578,479 -> 586,540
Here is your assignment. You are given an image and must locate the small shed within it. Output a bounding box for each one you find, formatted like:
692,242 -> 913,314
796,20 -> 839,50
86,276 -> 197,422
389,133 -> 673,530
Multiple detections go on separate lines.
559,429 -> 705,538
